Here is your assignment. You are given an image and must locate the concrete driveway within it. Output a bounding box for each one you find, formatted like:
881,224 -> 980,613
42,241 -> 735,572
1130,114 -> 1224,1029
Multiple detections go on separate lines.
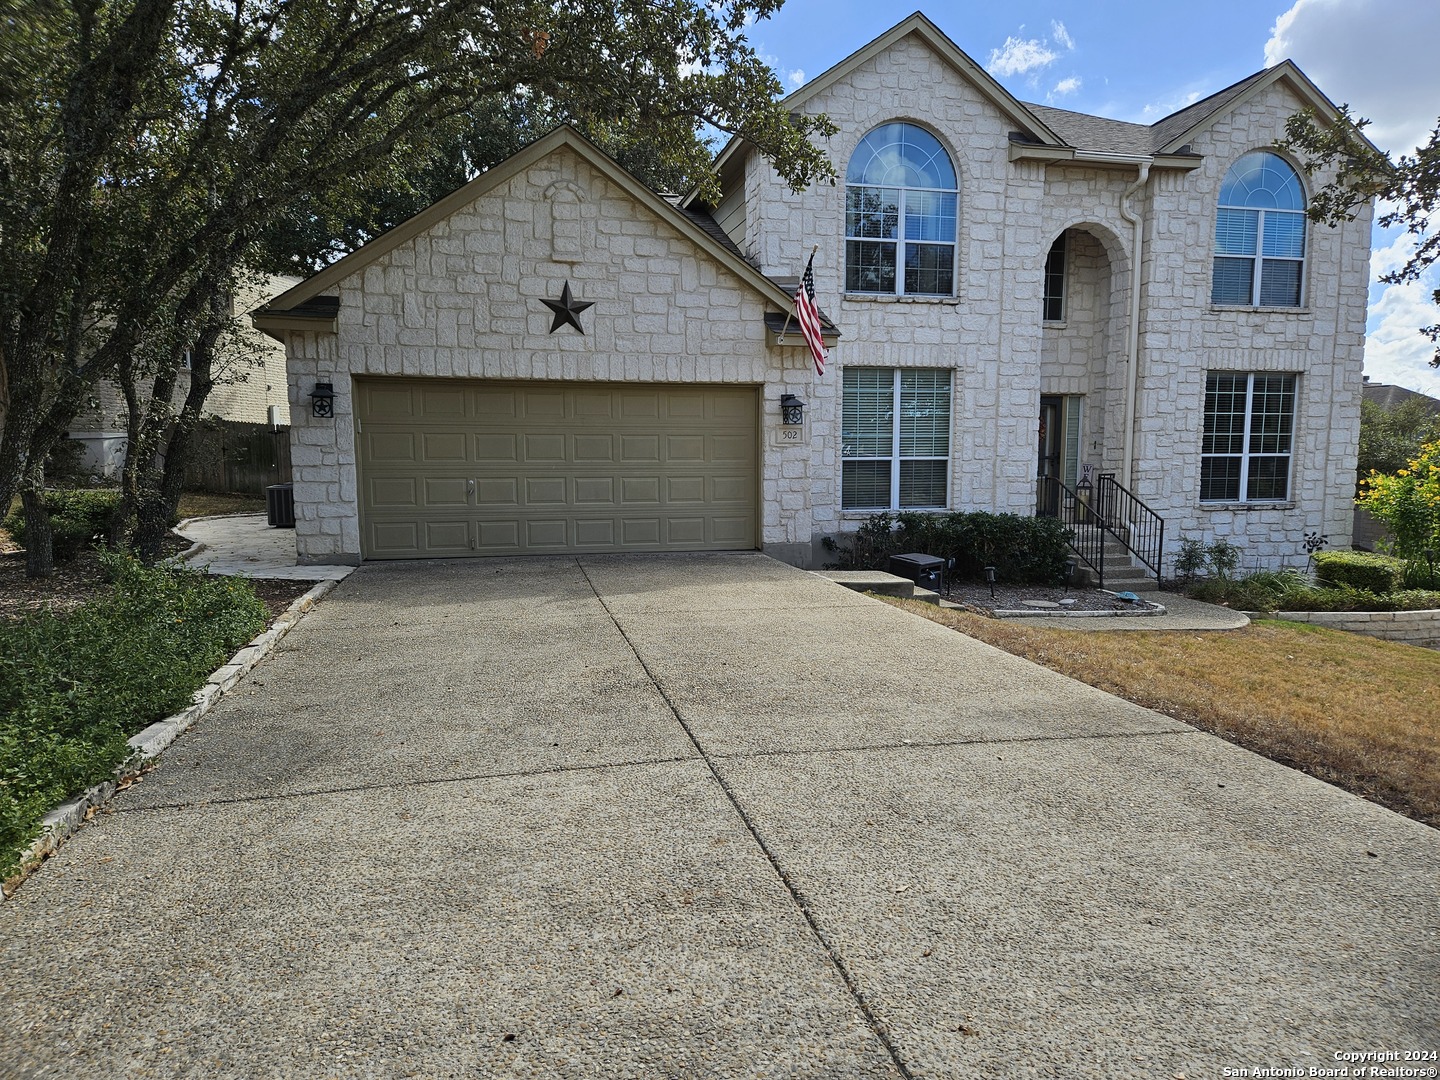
2,554 -> 1436,1078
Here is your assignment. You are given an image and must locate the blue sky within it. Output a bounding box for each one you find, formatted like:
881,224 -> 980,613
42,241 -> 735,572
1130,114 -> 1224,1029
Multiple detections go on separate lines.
740,0 -> 1440,396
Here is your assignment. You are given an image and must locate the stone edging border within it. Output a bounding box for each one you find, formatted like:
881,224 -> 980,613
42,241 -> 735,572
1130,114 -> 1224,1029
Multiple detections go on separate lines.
1,577 -> 340,901
991,601 -> 1169,619
1240,606 -> 1440,649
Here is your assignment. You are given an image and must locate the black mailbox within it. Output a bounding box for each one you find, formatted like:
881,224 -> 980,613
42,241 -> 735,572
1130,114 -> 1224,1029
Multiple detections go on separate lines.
889,552 -> 944,591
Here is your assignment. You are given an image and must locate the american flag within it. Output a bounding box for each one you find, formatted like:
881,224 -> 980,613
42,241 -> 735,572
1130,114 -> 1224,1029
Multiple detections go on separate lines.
793,251 -> 828,376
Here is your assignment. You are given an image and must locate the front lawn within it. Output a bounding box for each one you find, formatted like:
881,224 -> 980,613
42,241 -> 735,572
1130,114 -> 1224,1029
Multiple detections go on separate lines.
883,599 -> 1440,829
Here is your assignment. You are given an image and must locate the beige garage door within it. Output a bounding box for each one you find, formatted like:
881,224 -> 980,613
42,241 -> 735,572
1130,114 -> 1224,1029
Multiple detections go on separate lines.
356,378 -> 759,558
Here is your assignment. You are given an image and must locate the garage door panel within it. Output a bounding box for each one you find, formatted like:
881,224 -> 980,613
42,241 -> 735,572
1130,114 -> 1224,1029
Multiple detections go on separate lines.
712,476 -> 753,503
711,435 -> 753,462
421,432 -> 467,462
666,435 -> 706,462
477,520 -> 520,548
621,518 -> 661,545
365,387 -> 415,420
574,477 -> 615,504
359,379 -> 757,559
476,478 -> 519,506
420,388 -> 467,418
525,520 -> 569,548
667,476 -> 706,503
370,477 -> 418,509
424,477 -> 470,507
424,521 -> 471,550
368,432 -> 416,464
524,477 -> 567,504
574,520 -> 615,546
666,517 -> 706,544
573,435 -> 614,462
620,435 -> 660,462
474,434 -> 518,461
622,477 -> 660,503
524,434 -> 567,462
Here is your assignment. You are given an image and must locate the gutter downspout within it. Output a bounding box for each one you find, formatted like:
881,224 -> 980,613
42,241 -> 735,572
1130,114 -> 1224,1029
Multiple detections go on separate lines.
1119,161 -> 1151,488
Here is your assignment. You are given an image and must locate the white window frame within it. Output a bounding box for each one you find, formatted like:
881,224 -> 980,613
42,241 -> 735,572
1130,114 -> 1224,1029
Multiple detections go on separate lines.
841,368 -> 952,511
1200,372 -> 1297,504
1211,152 -> 1308,308
844,124 -> 958,298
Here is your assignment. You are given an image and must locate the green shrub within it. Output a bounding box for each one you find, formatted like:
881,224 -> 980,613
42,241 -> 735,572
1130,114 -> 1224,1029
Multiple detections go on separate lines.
825,510 -> 1072,584
1391,589 -> 1440,611
2,489 -> 120,561
1313,549 -> 1406,594
1270,584 -> 1389,612
1,552 -> 267,875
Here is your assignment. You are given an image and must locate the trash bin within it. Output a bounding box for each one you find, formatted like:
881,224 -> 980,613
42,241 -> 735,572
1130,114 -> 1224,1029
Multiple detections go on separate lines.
265,483 -> 295,528
889,552 -> 944,591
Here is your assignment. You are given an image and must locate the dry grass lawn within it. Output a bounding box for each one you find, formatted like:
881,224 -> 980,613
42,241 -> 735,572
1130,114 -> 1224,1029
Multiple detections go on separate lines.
884,598 -> 1440,829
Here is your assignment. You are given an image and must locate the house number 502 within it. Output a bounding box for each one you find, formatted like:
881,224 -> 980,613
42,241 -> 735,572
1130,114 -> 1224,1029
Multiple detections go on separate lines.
776,427 -> 803,443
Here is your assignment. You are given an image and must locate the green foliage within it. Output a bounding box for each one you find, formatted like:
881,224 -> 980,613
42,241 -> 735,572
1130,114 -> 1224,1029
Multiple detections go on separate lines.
1390,589 -> 1440,611
1172,535 -> 1241,582
1357,397 -> 1440,491
1187,569 -> 1387,613
1313,549 -> 1407,594
1282,106 -> 1440,368
1355,438 -> 1440,558
0,553 -> 267,876
824,511 -> 1073,585
2,490 -> 120,561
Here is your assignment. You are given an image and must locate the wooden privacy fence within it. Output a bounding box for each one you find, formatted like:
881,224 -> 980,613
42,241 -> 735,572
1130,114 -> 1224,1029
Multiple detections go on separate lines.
183,420 -> 292,494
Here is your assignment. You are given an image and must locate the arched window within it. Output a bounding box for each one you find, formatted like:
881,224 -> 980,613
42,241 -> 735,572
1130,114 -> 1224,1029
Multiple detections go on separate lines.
845,123 -> 957,296
1211,151 -> 1307,307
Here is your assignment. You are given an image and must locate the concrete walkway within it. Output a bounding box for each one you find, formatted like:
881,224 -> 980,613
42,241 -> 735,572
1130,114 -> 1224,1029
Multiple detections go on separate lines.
2,554 -> 1434,1078
1012,589 -> 1251,631
175,513 -> 354,580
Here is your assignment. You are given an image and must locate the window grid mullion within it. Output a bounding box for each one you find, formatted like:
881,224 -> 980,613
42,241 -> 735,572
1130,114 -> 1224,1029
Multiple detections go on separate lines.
890,370 -> 902,506
1239,374 -> 1255,499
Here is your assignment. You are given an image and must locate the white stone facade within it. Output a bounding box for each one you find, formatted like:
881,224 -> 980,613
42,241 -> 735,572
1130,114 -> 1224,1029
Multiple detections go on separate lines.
265,15 -> 1371,572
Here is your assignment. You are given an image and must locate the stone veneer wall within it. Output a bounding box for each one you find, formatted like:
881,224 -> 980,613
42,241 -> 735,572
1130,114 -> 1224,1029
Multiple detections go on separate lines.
1253,609 -> 1440,650
741,35 -> 1369,566
283,143 -> 814,565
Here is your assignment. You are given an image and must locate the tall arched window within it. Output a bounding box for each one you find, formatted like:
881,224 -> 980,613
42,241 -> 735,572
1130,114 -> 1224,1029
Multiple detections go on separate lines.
1211,151 -> 1307,307
845,123 -> 957,296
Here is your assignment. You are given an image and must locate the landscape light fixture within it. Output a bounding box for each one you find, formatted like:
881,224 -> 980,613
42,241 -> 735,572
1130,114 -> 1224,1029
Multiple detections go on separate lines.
1064,556 -> 1079,595
780,394 -> 806,426
309,381 -> 335,419
984,565 -> 998,600
1426,548 -> 1437,588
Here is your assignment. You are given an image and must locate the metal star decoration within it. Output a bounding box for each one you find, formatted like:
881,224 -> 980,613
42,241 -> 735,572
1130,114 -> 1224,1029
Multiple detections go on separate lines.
539,281 -> 594,334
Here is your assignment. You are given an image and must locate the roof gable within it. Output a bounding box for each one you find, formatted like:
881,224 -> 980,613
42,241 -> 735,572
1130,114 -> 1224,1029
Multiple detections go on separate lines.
259,126 -> 805,323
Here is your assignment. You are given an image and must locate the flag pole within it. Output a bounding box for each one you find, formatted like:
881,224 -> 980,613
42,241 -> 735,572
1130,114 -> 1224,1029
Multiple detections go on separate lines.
776,245 -> 819,345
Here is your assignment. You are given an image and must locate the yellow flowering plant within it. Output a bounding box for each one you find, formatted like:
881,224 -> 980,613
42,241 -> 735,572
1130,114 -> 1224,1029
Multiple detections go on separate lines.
1357,438 -> 1440,558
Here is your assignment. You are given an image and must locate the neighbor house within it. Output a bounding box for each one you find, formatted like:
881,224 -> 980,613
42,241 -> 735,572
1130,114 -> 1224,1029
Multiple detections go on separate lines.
254,13 -> 1372,571
69,275 -> 299,477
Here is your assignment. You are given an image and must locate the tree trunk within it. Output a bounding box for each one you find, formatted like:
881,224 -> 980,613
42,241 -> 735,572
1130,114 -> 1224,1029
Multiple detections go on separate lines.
19,463 -> 53,580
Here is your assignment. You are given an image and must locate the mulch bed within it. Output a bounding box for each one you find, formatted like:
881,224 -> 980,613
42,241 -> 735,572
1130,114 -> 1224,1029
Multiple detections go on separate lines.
0,541 -> 320,625
942,580 -> 1162,616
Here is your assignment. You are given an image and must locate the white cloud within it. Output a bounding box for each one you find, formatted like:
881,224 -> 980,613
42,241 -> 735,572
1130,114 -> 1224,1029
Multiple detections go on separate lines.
1050,76 -> 1082,98
1051,21 -> 1075,51
987,35 -> 1059,77
1264,0 -> 1440,157
786,69 -> 806,89
1364,274 -> 1440,395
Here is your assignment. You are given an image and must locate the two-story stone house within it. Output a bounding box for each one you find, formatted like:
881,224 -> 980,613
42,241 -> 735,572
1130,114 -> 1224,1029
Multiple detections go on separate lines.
256,13 -> 1371,572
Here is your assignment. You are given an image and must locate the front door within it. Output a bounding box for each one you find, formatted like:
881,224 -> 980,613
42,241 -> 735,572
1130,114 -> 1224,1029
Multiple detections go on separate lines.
1037,396 -> 1063,515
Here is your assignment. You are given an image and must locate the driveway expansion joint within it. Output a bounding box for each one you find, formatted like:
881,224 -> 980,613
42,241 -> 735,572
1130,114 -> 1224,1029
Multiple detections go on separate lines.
575,558 -> 918,1080
113,754 -> 704,814
709,726 -> 1205,763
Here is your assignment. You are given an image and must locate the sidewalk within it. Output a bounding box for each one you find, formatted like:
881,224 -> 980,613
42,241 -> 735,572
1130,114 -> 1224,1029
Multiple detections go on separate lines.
175,513 -> 354,580
1002,589 -> 1250,631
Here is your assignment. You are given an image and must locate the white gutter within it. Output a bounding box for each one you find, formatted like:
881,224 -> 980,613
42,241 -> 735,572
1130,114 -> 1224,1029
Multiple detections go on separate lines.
1119,161 -> 1151,488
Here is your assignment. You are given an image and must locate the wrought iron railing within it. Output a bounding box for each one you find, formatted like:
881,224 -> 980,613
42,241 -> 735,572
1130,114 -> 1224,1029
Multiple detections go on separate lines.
1037,475 -> 1105,587
1096,472 -> 1165,588
1038,473 -> 1166,589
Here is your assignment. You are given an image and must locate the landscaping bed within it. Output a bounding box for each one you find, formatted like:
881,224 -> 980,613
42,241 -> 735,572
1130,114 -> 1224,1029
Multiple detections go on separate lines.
941,581 -> 1162,616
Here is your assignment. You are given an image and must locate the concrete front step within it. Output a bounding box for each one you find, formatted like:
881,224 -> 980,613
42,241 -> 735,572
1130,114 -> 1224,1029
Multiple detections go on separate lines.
812,570 -> 943,605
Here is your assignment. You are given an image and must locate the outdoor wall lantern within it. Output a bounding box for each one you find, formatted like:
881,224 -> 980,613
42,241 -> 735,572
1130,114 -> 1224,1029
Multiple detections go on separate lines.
309,381 -> 335,419
984,565 -> 998,600
780,394 -> 806,426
